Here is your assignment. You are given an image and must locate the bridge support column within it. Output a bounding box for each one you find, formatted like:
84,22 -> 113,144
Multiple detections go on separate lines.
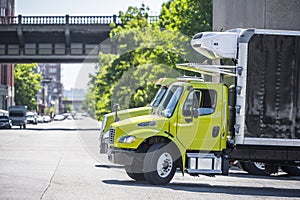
17,15 -> 24,55
65,15 -> 71,55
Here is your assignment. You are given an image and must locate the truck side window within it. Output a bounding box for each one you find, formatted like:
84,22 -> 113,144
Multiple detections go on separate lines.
199,89 -> 217,115
182,91 -> 200,116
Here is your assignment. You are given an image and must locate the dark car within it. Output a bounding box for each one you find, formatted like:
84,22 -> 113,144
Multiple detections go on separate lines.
0,116 -> 12,129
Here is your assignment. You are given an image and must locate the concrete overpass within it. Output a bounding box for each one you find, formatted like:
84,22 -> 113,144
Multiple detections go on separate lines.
0,15 -> 158,63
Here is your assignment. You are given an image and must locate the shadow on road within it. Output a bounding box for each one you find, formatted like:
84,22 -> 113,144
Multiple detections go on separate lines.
102,179 -> 300,198
228,171 -> 300,181
95,164 -> 124,169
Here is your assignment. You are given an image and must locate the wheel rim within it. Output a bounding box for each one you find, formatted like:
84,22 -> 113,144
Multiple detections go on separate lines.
254,162 -> 265,170
156,152 -> 173,178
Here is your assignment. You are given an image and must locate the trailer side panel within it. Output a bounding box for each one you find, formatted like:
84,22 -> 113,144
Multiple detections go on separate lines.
245,34 -> 300,139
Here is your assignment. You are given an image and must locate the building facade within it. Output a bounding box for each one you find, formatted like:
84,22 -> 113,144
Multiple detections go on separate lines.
0,0 -> 14,18
62,88 -> 87,112
0,0 -> 14,110
37,64 -> 63,114
213,0 -> 300,31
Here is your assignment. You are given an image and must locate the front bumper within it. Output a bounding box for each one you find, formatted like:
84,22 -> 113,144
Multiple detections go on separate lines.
99,129 -> 108,154
12,121 -> 25,126
0,123 -> 10,128
99,142 -> 108,154
108,147 -> 136,166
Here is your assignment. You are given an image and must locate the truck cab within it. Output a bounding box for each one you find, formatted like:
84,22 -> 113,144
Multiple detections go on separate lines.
100,77 -> 202,153
108,79 -> 229,184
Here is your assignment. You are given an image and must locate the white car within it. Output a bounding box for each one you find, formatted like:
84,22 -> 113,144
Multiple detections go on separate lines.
37,115 -> 44,123
26,112 -> 38,124
53,114 -> 65,121
43,115 -> 51,123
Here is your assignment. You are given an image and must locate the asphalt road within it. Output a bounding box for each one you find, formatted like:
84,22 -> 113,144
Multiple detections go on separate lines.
0,118 -> 299,200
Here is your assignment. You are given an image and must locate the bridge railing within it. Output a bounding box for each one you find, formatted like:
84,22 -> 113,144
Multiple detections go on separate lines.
0,15 -> 159,25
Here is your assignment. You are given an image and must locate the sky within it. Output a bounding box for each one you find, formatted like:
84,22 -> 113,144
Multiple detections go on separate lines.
15,0 -> 165,16
15,0 -> 166,90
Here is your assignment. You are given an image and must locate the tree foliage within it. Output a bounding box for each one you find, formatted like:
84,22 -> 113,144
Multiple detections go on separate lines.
86,2 -> 212,120
81,87 -> 96,118
14,64 -> 42,111
159,0 -> 212,37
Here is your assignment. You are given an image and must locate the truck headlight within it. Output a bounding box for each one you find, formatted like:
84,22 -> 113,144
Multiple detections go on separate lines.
118,135 -> 136,143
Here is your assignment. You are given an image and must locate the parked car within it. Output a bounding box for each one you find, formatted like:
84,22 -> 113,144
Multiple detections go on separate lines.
37,115 -> 44,123
43,115 -> 51,123
0,116 -> 12,129
53,114 -> 65,121
63,113 -> 74,120
26,112 -> 38,124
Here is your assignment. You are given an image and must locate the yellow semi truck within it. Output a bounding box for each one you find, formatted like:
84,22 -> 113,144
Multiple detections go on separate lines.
99,77 -> 202,153
107,28 -> 300,184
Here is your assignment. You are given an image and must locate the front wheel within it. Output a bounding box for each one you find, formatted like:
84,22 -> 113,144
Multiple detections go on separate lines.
124,153 -> 145,181
125,165 -> 145,181
143,143 -> 177,185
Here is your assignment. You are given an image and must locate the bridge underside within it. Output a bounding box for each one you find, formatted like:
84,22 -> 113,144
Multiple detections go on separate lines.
0,24 -> 113,63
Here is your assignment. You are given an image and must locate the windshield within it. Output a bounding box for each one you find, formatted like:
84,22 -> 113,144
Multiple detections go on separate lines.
9,112 -> 25,117
0,117 -> 9,122
149,86 -> 168,107
157,85 -> 183,118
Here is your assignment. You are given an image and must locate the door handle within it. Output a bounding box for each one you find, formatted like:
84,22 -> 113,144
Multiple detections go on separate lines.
185,118 -> 192,123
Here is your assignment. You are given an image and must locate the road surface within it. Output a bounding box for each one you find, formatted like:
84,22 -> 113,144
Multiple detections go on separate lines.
0,118 -> 299,199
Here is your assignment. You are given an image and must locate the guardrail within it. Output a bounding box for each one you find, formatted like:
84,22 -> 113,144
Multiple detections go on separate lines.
0,15 -> 159,25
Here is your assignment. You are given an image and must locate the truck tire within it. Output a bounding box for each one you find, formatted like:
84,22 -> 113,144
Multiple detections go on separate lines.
239,161 -> 271,176
124,165 -> 145,181
281,165 -> 300,176
124,153 -> 145,181
143,143 -> 176,185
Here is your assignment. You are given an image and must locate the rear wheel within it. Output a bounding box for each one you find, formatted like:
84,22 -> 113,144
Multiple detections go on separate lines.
281,165 -> 300,176
143,143 -> 177,185
239,161 -> 271,176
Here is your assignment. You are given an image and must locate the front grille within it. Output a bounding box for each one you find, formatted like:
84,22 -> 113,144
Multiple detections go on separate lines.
109,128 -> 115,144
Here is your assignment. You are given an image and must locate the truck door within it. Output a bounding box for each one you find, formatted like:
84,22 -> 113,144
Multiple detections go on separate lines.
176,90 -> 200,149
177,89 -> 223,151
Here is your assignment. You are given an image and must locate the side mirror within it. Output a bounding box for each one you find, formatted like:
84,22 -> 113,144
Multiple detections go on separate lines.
112,104 -> 119,122
192,108 -> 199,118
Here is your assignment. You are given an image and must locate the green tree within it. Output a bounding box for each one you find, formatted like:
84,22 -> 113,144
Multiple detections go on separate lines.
82,85 -> 96,118
159,0 -> 212,37
14,64 -> 42,111
90,3 -> 209,119
94,27 -> 192,119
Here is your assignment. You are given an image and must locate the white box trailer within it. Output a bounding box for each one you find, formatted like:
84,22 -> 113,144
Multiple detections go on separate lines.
190,28 -> 300,174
